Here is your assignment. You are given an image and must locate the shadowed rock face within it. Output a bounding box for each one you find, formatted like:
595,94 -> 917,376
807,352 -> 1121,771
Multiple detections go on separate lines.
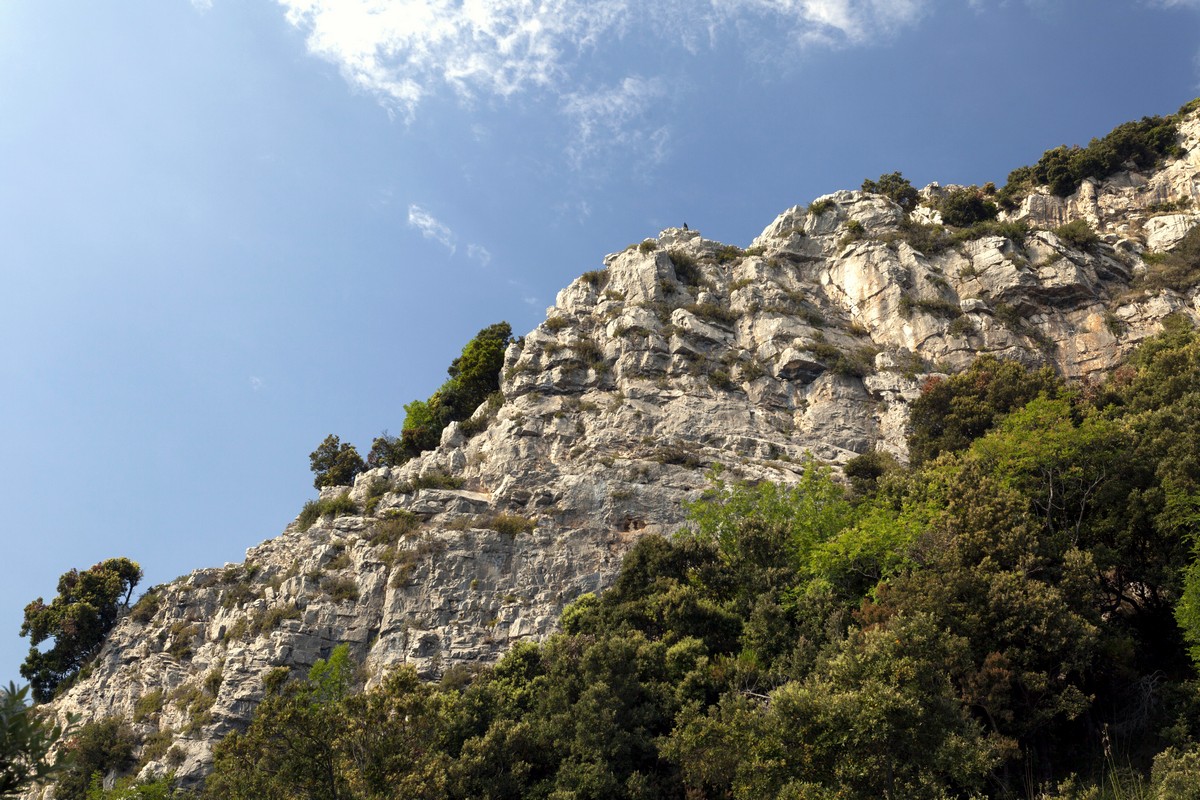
41,111 -> 1200,790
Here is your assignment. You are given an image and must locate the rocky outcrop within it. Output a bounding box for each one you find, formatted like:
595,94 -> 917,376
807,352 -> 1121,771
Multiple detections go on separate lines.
40,109 -> 1200,792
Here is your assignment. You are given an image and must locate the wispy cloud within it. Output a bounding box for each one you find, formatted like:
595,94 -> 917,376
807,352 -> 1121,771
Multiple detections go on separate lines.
467,244 -> 493,266
250,376 -> 264,392
190,0 -> 213,10
275,0 -> 935,163
563,76 -> 669,168
407,204 -> 456,254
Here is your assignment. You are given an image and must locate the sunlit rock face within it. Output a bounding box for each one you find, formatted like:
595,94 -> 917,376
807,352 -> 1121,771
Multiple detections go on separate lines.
42,112 -> 1200,790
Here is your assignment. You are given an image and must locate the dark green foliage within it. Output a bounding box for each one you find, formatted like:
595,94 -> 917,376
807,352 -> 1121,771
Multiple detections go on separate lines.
807,198 -> 833,216
861,171 -> 919,211
309,435 -> 365,490
55,718 -> 137,800
370,323 -> 512,467
1000,114 -> 1181,202
843,450 -> 900,496
201,324 -> 1200,799
0,683 -> 77,796
906,355 -> 1063,467
667,250 -> 702,285
20,559 -> 142,702
1054,219 -> 1100,250
296,492 -> 358,532
936,186 -> 999,227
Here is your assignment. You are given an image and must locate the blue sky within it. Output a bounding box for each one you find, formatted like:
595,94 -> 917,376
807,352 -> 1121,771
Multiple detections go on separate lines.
2,0 -> 1198,686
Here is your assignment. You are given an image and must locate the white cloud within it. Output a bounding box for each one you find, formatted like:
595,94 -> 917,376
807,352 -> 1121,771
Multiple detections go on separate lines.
276,0 -> 934,161
250,376 -> 264,391
407,204 -> 456,253
562,75 -> 669,168
467,243 -> 493,266
190,0 -> 213,10
276,0 -> 934,113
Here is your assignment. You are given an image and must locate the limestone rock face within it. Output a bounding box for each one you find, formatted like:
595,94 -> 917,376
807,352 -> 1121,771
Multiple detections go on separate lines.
38,110 -> 1200,792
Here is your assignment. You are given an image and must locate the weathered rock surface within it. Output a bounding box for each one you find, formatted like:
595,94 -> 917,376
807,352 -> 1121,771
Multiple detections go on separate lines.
39,109 -> 1200,792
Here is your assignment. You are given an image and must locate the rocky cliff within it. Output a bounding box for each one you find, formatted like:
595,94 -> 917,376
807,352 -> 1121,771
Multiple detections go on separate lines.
43,108 -> 1200,789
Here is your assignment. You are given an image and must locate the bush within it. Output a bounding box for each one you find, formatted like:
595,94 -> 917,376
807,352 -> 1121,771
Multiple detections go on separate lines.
1053,219 -> 1099,250
668,250 -> 703,286
55,718 -> 137,800
394,471 -> 465,493
999,113 -> 1181,202
808,198 -> 834,216
1137,225 -> 1200,292
861,171 -> 919,211
936,187 -> 998,227
321,576 -> 360,603
482,514 -> 536,536
369,323 -> 512,467
296,493 -> 358,532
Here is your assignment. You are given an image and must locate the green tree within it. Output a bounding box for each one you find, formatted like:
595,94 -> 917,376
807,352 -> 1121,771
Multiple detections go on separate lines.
936,186 -> 998,227
0,683 -> 77,798
309,435 -> 365,490
372,322 -> 512,467
907,355 -> 1063,467
861,172 -> 920,211
20,559 -> 142,702
55,718 -> 137,800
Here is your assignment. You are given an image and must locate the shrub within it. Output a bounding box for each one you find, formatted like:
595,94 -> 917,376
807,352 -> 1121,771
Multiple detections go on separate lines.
684,302 -> 738,326
999,113 -> 1181,202
861,171 -> 919,211
580,269 -> 609,288
363,477 -> 391,516
637,239 -> 656,254
132,689 -> 164,723
668,250 -> 703,286
1136,225 -> 1200,292
296,493 -> 358,532
482,514 -> 536,536
371,322 -> 512,467
321,576 -> 360,603
707,370 -> 734,391
712,245 -> 744,264
248,603 -> 301,638
309,435 -> 365,490
936,187 -> 998,227
394,471 -> 465,493
808,198 -> 834,216
129,590 -> 161,625
1053,219 -> 1099,250
54,718 -> 137,800
368,510 -> 421,547
544,316 -> 569,331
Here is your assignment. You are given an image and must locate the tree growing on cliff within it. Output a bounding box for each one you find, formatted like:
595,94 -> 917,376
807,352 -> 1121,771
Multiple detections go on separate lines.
309,434 -> 365,490
19,559 -> 142,702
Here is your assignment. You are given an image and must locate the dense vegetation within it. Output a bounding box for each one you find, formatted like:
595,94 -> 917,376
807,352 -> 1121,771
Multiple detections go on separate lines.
55,321 -> 1178,799
997,107 -> 1190,206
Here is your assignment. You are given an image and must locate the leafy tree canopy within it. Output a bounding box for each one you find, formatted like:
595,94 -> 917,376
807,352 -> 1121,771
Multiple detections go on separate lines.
861,171 -> 920,211
20,559 -> 142,703
309,434 -> 365,490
